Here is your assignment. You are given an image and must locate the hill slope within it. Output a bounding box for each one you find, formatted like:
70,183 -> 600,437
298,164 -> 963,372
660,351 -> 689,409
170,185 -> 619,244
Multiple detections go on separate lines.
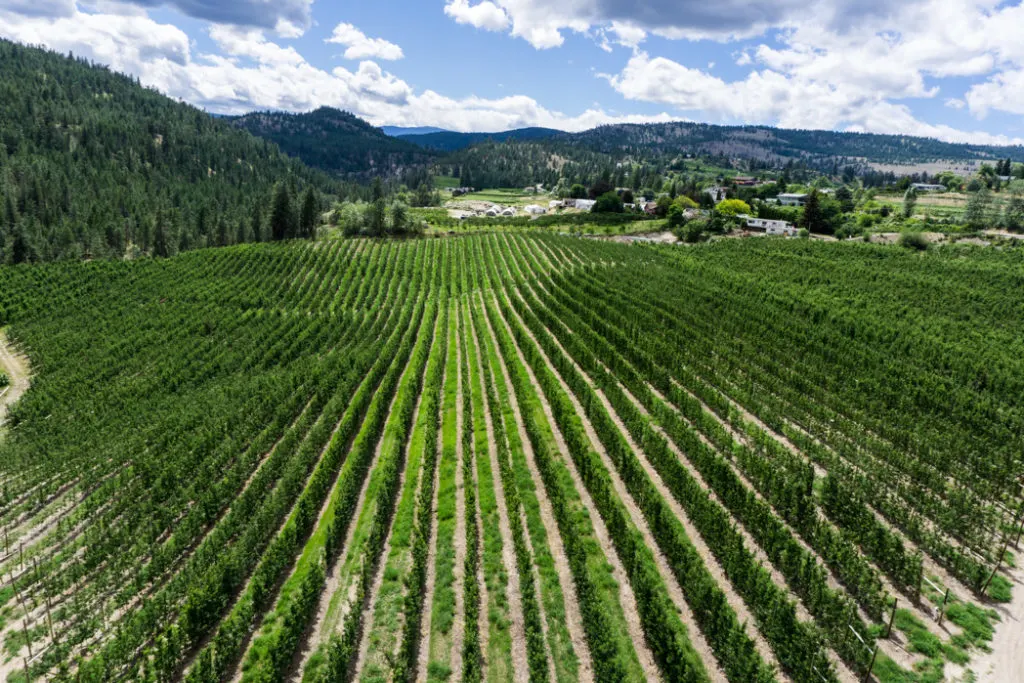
0,39 -> 337,263
0,235 -> 1019,682
228,107 -> 436,177
569,122 -> 1024,166
399,127 -> 563,151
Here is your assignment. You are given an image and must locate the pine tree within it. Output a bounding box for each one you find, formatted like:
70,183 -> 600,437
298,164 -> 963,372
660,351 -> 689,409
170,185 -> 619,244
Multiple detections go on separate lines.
965,188 -> 993,229
270,183 -> 294,241
299,187 -> 319,239
250,203 -> 263,242
153,213 -> 171,258
903,188 -> 918,219
801,189 -> 824,233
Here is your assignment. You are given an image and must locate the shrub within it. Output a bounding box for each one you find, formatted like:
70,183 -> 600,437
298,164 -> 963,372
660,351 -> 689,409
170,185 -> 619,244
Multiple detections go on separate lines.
715,198 -> 752,217
0,372 -> 8,388
898,231 -> 930,251
593,191 -> 624,214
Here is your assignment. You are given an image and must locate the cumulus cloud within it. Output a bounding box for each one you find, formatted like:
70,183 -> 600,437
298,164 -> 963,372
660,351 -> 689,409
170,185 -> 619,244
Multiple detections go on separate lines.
129,0 -> 314,36
0,3 -> 671,132
607,50 -> 1024,145
0,0 -> 76,17
325,22 -> 403,61
444,0 -> 510,31
440,0 -> 907,49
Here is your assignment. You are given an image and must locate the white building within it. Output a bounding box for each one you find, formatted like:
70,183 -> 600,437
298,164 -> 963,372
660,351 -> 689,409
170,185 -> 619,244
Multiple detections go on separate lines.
575,199 -> 597,211
524,204 -> 547,215
911,183 -> 946,192
548,200 -> 562,209
501,208 -> 517,217
741,215 -> 798,236
778,193 -> 808,206
704,186 -> 727,202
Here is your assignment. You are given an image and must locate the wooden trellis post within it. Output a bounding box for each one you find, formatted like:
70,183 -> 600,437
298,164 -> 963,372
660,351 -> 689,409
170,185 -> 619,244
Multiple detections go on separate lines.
937,588 -> 950,627
983,532 -> 1012,594
885,598 -> 898,639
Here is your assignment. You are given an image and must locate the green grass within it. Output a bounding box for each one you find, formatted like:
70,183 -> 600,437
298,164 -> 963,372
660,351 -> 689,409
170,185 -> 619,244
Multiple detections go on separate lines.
426,306 -> 461,679
358,319 -> 446,681
476,298 -> 580,683
456,189 -> 547,207
462,301 -> 514,683
434,176 -> 460,189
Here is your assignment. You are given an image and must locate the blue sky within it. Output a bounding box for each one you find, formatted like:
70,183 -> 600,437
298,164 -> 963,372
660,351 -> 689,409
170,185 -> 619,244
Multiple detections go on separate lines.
3,0 -> 1024,144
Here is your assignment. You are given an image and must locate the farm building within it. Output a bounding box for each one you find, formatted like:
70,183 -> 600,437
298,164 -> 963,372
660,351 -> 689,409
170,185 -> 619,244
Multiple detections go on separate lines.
524,205 -> 547,215
740,215 -> 798,236
575,199 -> 597,211
778,193 -> 808,206
911,183 -> 946,192
733,176 -> 757,186
501,207 -> 517,217
548,200 -> 562,209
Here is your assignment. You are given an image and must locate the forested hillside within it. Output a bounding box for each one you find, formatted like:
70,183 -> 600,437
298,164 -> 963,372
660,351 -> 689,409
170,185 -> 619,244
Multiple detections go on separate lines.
0,40 -> 338,263
229,107 -> 436,177
399,126 -> 561,152
571,122 -> 1024,167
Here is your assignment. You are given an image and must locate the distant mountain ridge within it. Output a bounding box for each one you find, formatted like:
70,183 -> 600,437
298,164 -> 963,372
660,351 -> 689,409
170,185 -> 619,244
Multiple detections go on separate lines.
226,107 -> 1024,181
399,127 -> 564,152
381,125 -> 449,136
567,122 -> 1024,166
227,107 -> 435,177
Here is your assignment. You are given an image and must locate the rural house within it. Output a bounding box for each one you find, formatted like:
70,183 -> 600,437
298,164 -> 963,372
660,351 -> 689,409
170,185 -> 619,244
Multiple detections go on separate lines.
740,215 -> 798,236
778,193 -> 808,206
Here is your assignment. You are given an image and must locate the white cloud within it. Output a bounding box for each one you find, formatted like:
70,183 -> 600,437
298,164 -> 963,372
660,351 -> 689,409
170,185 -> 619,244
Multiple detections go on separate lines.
966,69 -> 1024,117
607,51 -> 1024,145
443,0 -> 510,32
325,22 -> 403,61
133,0 -> 314,36
945,98 -> 966,110
0,3 -> 672,132
439,0 -> 906,49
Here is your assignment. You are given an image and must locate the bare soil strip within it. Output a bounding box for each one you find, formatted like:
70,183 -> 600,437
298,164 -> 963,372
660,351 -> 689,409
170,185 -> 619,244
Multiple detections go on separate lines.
486,291 -> 661,682
414,356 -> 446,683
662,378 -> 956,645
448,309 -> 468,682
288,313 -> 432,682
477,293 -> 593,682
349,387 -> 426,681
971,565 -> 1024,681
498,288 -> 729,682
468,307 -> 533,683
0,330 -> 31,424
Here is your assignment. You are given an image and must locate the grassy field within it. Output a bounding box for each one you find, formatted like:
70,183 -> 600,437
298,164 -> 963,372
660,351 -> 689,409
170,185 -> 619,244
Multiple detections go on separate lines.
452,188 -> 548,207
0,235 -> 1020,682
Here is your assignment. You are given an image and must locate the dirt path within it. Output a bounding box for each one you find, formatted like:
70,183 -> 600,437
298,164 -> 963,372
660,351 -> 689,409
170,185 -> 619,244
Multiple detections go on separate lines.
0,330 -> 31,425
414,405 -> 444,683
449,313 -> 468,683
486,291 -> 662,682
498,289 -> 729,682
468,313 -> 531,683
969,566 -> 1024,682
477,293 -> 593,682
349,384 -> 425,682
